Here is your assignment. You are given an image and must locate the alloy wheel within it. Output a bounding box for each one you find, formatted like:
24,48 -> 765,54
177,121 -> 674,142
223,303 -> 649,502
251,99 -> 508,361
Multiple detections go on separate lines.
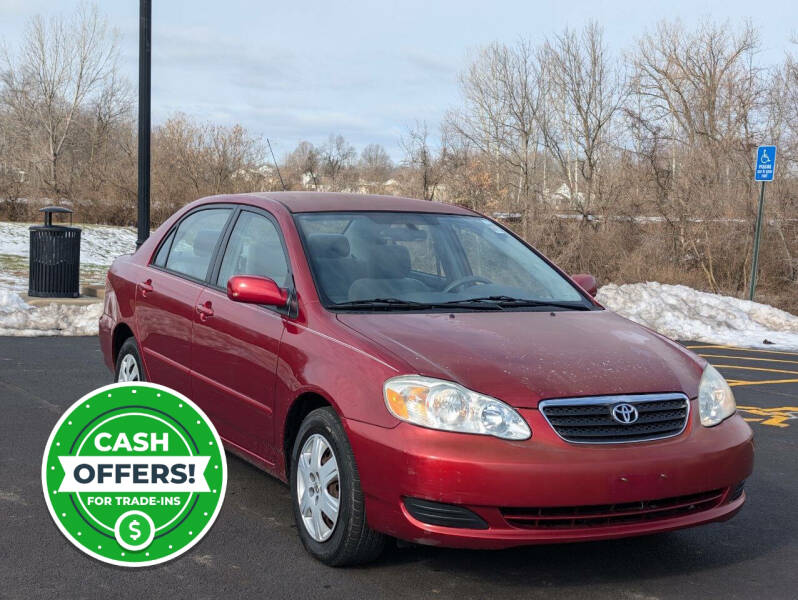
296,433 -> 340,542
118,354 -> 140,382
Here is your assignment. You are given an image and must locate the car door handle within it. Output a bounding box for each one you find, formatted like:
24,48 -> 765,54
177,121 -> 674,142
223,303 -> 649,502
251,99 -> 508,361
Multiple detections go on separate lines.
138,279 -> 154,297
195,301 -> 214,321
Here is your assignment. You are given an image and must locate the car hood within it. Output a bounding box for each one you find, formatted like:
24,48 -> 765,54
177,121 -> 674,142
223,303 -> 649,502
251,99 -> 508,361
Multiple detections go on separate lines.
336,309 -> 704,408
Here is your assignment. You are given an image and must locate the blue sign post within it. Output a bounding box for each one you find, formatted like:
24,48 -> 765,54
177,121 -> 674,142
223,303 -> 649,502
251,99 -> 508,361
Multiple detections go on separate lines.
749,145 -> 777,300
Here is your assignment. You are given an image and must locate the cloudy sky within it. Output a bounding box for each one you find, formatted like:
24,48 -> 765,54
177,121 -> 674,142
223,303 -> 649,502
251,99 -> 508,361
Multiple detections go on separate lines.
1,0 -> 795,159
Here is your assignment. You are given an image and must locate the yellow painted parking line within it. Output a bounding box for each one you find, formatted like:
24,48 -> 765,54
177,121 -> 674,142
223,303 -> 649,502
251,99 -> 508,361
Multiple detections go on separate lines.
729,378 -> 798,387
712,364 -> 798,376
686,345 -> 798,357
698,353 -> 798,366
685,344 -> 737,350
737,405 -> 798,428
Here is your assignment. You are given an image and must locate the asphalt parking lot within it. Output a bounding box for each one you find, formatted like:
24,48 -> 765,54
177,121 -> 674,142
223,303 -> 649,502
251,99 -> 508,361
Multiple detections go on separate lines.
1,337 -> 796,600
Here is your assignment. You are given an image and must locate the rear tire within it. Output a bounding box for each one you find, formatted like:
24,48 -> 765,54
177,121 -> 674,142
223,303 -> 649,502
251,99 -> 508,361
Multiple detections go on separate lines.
290,407 -> 385,566
115,337 -> 145,382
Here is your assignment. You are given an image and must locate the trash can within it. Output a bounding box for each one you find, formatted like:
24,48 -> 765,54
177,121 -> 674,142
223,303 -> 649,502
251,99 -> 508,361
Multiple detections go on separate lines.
28,206 -> 81,298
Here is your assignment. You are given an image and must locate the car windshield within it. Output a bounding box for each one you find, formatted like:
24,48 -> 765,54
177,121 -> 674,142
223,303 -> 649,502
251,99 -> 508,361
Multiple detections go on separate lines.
295,211 -> 592,311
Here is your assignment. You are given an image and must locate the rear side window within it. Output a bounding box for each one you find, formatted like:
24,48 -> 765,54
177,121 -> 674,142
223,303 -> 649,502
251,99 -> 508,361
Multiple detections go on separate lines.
164,208 -> 232,280
216,211 -> 290,288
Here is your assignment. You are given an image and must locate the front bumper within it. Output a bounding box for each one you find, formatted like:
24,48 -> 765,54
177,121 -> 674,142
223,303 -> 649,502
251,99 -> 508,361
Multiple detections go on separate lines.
345,403 -> 753,549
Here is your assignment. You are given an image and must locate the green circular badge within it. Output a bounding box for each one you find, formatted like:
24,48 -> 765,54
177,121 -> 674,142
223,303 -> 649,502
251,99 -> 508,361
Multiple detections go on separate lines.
42,382 -> 227,567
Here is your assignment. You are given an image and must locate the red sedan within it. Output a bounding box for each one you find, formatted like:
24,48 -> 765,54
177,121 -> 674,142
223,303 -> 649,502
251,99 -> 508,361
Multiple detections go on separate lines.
99,192 -> 753,565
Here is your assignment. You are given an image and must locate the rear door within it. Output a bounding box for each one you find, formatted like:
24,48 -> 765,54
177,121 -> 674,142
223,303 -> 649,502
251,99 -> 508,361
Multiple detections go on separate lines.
135,206 -> 233,397
190,208 -> 292,462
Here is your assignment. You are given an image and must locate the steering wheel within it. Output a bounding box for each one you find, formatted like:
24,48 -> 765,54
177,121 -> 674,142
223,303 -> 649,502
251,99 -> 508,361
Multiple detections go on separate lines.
442,275 -> 492,293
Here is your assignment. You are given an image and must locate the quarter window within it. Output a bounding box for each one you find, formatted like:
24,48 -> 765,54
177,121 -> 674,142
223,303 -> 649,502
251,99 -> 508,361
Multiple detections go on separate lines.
152,229 -> 175,267
164,208 -> 232,280
216,211 -> 290,288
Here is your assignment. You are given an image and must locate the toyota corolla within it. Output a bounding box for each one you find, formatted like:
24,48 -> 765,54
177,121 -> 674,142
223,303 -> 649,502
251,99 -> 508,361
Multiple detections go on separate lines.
99,192 -> 753,565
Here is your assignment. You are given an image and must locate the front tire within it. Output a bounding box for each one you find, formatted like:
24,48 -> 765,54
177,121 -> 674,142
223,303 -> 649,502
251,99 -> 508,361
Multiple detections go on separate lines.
115,337 -> 145,382
290,407 -> 385,566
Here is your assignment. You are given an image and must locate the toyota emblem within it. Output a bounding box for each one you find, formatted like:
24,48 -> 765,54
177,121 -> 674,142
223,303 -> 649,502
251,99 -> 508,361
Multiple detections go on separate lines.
611,403 -> 639,424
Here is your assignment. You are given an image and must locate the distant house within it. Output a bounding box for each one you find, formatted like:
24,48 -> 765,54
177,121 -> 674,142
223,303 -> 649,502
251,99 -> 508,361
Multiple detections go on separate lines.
301,172 -> 320,190
0,163 -> 25,183
232,164 -> 282,190
549,183 -> 584,209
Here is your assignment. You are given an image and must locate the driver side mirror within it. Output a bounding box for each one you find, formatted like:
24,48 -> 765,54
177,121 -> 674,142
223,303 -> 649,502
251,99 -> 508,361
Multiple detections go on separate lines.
572,273 -> 598,297
227,275 -> 288,307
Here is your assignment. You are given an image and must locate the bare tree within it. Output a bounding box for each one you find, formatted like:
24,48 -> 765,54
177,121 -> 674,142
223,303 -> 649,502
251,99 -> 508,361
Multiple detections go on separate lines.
630,20 -> 762,175
285,141 -> 320,189
540,22 -> 626,216
148,115 -> 268,219
359,143 -> 393,186
0,4 -> 125,198
400,121 -> 443,201
446,40 -> 544,228
627,20 -> 765,290
319,134 -> 355,190
0,110 -> 26,219
437,132 -> 496,213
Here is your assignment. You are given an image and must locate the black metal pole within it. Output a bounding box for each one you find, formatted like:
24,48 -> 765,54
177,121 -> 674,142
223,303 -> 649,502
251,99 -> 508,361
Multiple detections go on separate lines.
136,0 -> 151,248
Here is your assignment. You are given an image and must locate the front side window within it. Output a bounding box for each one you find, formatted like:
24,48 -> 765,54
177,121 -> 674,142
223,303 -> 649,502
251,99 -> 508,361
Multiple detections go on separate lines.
216,211 -> 290,288
164,208 -> 232,280
295,211 -> 590,310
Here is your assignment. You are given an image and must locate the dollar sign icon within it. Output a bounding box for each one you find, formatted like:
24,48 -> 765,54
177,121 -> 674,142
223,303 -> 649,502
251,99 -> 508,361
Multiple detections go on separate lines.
114,511 -> 154,552
128,520 -> 141,541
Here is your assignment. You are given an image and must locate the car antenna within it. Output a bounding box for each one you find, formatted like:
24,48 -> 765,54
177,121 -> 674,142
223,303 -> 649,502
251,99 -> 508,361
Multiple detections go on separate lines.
267,138 -> 287,191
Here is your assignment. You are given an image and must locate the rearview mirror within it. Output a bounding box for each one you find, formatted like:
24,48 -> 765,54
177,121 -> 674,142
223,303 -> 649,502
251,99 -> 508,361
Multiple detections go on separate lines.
572,273 -> 598,297
227,275 -> 288,307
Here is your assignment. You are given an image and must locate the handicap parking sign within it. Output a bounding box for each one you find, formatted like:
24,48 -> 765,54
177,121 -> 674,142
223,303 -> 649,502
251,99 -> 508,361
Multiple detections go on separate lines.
755,146 -> 776,181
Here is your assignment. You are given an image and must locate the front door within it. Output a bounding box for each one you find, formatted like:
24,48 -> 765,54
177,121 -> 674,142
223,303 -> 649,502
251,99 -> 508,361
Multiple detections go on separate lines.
135,207 -> 233,397
190,209 -> 292,462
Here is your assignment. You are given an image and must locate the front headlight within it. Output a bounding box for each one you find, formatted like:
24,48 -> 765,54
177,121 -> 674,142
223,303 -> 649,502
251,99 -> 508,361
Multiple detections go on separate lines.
698,365 -> 736,426
383,375 -> 531,440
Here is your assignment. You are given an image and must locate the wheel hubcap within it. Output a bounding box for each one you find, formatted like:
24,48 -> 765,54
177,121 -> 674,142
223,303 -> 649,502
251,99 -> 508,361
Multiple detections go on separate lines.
118,354 -> 140,382
296,433 -> 340,542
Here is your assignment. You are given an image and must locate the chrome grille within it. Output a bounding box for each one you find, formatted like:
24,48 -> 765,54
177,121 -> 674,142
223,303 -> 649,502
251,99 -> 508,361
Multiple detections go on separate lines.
539,393 -> 689,444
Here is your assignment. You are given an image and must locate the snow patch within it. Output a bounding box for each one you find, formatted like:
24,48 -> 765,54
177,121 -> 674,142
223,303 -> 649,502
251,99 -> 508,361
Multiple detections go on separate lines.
0,289 -> 29,313
0,290 -> 102,336
0,221 -> 137,266
0,221 -> 133,336
597,282 -> 798,351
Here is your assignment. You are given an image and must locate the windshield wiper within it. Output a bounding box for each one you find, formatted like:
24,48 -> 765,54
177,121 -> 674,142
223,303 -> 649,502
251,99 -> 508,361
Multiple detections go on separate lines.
332,298 -> 501,311
440,296 -> 591,311
332,298 -> 430,310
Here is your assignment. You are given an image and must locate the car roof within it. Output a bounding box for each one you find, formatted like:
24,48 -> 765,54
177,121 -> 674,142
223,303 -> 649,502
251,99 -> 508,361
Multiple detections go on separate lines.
243,192 -> 477,215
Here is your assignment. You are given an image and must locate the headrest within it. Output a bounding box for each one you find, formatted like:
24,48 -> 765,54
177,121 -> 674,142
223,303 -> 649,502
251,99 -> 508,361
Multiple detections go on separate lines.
308,234 -> 350,259
193,229 -> 219,257
369,244 -> 411,279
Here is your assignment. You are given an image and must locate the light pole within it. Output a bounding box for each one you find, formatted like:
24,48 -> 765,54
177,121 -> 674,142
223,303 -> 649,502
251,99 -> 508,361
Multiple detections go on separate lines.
136,0 -> 151,248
